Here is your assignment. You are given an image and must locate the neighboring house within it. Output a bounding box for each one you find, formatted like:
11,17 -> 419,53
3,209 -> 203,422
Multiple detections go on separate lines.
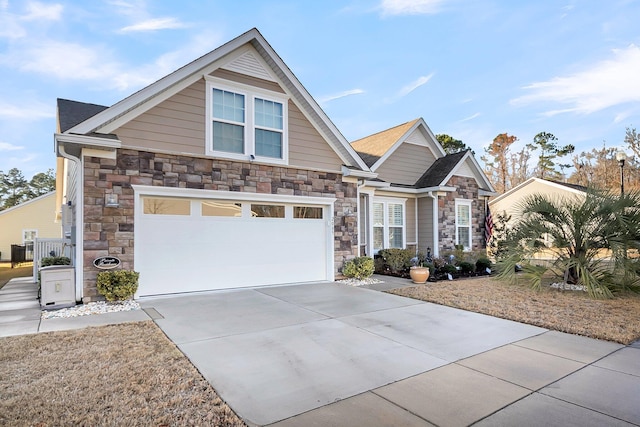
0,192 -> 61,261
489,178 -> 587,222
55,28 -> 495,302
352,119 -> 496,258
489,178 -> 587,255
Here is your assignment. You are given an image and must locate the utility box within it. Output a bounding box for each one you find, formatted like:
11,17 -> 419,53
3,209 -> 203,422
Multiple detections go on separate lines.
40,266 -> 76,309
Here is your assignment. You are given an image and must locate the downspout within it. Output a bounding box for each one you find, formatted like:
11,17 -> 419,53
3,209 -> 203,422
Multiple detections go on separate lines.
429,191 -> 439,257
57,143 -> 83,303
356,180 -> 364,255
414,197 -> 419,254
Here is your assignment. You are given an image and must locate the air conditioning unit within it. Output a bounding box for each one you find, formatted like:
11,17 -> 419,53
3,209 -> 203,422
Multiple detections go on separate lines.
40,266 -> 76,309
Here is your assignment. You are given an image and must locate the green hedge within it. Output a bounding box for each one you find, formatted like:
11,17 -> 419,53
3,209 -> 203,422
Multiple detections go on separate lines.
342,256 -> 374,280
96,270 -> 139,301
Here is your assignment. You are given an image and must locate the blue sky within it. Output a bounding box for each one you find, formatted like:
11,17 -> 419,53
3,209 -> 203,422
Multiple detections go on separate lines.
1,0 -> 640,178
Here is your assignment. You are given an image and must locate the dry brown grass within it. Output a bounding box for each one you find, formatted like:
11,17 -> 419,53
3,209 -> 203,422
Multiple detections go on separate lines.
0,321 -> 246,427
388,276 -> 640,345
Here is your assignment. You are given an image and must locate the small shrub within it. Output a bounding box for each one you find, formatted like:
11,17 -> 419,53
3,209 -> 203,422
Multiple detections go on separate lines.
40,256 -> 71,267
440,264 -> 458,275
96,270 -> 140,301
376,248 -> 414,276
458,261 -> 474,274
342,256 -> 374,280
476,257 -> 492,272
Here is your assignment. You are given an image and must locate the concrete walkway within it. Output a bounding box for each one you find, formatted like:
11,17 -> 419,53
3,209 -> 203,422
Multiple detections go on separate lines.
0,277 -> 149,337
2,275 -> 639,426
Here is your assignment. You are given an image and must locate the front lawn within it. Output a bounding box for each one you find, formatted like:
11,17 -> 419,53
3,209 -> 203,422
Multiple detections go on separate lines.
388,276 -> 640,345
0,321 -> 246,426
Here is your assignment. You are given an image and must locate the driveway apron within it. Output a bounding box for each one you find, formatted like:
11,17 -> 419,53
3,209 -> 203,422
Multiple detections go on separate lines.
141,282 -> 548,426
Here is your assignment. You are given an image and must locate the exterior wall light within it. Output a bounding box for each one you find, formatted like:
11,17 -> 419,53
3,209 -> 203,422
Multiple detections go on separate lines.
105,193 -> 119,208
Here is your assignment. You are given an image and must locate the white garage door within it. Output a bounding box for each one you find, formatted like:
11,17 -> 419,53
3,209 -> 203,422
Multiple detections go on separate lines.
134,188 -> 334,297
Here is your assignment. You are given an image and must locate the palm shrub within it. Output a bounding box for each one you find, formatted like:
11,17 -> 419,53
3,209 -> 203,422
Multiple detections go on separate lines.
496,189 -> 640,298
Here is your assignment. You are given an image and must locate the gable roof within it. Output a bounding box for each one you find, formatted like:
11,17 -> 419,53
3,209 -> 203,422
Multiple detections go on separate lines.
350,118 -> 445,170
351,119 -> 420,167
0,191 -> 56,216
414,150 -> 469,188
57,99 -> 109,133
60,28 -> 367,170
490,177 -> 587,205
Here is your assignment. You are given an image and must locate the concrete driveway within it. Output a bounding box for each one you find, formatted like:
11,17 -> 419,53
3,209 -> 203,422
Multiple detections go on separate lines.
139,282 -> 638,426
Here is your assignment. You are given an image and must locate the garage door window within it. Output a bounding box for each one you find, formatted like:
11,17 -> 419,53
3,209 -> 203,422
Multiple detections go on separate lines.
294,206 -> 323,219
143,197 -> 191,215
201,200 -> 242,217
251,204 -> 285,218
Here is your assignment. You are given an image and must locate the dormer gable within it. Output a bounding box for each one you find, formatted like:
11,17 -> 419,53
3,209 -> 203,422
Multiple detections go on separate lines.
350,118 -> 445,185
58,28 -> 368,172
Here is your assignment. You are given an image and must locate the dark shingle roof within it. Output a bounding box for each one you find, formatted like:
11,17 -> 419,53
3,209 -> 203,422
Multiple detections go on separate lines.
547,179 -> 588,192
57,98 -> 109,133
414,150 -> 469,188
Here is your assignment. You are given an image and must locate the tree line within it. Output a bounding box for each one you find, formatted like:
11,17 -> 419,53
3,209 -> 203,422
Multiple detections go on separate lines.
0,168 -> 56,210
437,127 -> 640,194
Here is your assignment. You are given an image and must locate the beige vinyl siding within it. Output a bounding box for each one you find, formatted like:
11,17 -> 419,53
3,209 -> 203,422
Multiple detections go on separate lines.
115,75 -> 342,171
490,180 -> 584,222
0,193 -> 60,261
406,197 -> 416,245
288,101 -> 343,171
115,80 -> 206,155
376,143 -> 436,185
417,196 -> 434,254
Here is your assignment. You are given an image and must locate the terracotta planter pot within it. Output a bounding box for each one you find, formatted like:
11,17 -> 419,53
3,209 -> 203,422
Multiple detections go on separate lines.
409,266 -> 430,284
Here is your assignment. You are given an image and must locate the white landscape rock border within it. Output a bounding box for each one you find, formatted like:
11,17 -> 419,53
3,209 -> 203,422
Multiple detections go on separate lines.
337,277 -> 383,287
41,300 -> 140,319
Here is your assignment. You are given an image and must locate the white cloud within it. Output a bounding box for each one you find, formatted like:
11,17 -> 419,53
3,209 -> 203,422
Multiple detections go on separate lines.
0,28 -> 223,92
21,1 -> 63,21
460,112 -> 481,122
511,44 -> 640,115
119,17 -> 188,33
0,142 -> 24,151
397,73 -> 434,97
379,0 -> 447,16
0,102 -> 54,119
1,40 -> 121,82
318,89 -> 365,105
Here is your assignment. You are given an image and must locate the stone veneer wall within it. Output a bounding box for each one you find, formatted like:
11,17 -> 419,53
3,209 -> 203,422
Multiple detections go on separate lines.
82,148 -> 358,302
438,176 -> 485,252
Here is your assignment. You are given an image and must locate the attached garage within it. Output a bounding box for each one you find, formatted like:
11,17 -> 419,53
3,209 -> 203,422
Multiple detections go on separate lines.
133,186 -> 335,297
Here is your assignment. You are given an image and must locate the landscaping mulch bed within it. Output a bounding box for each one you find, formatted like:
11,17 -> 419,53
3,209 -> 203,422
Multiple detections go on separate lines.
0,321 -> 246,427
388,276 -> 640,345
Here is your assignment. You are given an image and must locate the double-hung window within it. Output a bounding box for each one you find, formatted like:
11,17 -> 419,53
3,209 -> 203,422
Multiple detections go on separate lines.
206,77 -> 287,164
455,199 -> 472,250
372,198 -> 405,253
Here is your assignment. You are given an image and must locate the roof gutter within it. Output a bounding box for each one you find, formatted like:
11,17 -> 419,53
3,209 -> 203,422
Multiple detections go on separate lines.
341,166 -> 378,180
54,133 -> 122,151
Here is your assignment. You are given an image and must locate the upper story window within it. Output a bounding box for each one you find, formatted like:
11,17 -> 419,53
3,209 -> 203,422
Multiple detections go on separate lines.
206,77 -> 288,164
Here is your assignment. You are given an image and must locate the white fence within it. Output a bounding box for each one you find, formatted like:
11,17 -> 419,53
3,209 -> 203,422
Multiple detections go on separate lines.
32,238 -> 74,282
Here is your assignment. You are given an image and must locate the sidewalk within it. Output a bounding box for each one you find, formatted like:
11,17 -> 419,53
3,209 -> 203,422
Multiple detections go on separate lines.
0,277 -> 149,338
